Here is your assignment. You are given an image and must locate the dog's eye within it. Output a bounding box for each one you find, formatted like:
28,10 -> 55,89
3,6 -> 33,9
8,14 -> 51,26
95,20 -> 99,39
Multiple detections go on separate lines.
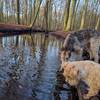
65,52 -> 71,61
65,57 -> 69,61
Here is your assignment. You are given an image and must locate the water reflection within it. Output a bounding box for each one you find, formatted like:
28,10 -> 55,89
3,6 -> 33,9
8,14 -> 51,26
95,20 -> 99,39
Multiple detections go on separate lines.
53,71 -> 79,100
0,33 -> 71,100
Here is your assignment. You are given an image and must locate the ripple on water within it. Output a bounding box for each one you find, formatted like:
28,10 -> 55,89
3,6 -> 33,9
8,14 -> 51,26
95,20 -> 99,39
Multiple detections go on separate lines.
0,34 -> 70,100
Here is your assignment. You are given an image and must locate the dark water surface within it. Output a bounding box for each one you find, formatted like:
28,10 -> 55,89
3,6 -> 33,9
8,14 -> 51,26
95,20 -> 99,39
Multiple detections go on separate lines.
0,33 -> 70,100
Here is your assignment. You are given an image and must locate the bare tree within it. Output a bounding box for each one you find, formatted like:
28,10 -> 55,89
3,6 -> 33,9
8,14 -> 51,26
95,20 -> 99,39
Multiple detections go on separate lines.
16,0 -> 20,24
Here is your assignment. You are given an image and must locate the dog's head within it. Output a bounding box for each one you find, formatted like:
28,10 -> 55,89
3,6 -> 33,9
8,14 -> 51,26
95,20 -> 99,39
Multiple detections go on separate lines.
60,46 -> 83,63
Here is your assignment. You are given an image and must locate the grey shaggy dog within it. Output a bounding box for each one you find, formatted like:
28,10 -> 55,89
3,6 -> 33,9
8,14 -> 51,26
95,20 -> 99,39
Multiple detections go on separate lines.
62,29 -> 100,62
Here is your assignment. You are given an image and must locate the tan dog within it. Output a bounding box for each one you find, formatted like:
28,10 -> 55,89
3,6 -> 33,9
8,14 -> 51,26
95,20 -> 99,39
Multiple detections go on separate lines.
61,60 -> 100,99
62,29 -> 100,62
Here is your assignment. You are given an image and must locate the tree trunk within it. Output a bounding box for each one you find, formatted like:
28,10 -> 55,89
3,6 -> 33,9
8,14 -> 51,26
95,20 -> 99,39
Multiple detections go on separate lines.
0,0 -> 3,22
16,0 -> 20,24
30,0 -> 42,28
71,0 -> 80,30
80,0 -> 88,29
95,16 -> 100,31
63,0 -> 71,31
29,0 -> 33,24
45,0 -> 49,32
66,0 -> 77,31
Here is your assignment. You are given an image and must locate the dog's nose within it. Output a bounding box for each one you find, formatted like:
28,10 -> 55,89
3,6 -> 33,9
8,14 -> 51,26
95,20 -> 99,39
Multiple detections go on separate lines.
65,57 -> 69,61
59,68 -> 64,73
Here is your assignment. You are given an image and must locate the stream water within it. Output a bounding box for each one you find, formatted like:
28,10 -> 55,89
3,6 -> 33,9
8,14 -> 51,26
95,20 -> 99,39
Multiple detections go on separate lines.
0,33 -> 70,100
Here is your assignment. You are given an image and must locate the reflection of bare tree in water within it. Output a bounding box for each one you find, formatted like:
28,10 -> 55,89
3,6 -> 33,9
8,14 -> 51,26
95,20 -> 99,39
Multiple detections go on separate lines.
53,71 -> 79,100
35,34 -> 48,78
0,38 -> 24,100
31,34 -> 48,79
37,34 -> 48,67
39,34 -> 50,79
9,37 -> 22,80
0,37 -> 2,45
0,37 -> 2,47
16,36 -> 18,46
30,34 -> 36,59
30,34 -> 48,99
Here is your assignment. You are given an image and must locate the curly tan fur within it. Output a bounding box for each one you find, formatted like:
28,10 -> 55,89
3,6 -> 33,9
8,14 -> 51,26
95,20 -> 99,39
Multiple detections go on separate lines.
61,60 -> 100,99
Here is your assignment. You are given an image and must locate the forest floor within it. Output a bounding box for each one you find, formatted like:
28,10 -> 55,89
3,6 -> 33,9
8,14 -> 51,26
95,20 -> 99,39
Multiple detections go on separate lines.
0,23 -> 30,30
